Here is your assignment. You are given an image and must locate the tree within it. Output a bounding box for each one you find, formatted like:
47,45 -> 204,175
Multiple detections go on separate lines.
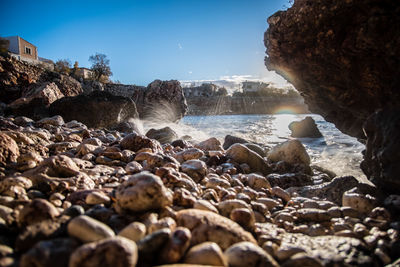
215,87 -> 228,96
54,59 -> 72,75
89,53 -> 112,82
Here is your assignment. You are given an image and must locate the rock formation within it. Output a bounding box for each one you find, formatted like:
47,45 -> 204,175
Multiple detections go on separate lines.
265,0 -> 400,139
49,91 -> 139,129
289,116 -> 322,138
265,0 -> 400,194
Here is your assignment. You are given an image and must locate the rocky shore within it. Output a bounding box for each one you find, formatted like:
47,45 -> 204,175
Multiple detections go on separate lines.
0,114 -> 399,266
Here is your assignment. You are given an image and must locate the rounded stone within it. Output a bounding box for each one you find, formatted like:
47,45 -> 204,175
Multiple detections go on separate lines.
116,171 -> 173,213
85,191 -> 110,205
226,143 -> 271,175
18,199 -> 60,226
224,241 -> 279,267
184,242 -> 227,266
69,236 -> 138,267
67,215 -> 115,243
181,159 -> 208,182
268,140 -> 310,166
118,221 -> 146,242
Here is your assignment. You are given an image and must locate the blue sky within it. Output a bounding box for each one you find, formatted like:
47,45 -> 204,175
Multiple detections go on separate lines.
1,0 -> 291,87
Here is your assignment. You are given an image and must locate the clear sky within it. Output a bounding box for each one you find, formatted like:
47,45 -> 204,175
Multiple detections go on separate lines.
0,0 -> 291,87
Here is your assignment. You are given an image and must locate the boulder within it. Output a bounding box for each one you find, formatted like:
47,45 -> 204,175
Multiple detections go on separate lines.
223,135 -> 249,150
226,143 -> 271,175
115,172 -> 173,213
268,140 -> 310,166
361,108 -> 400,194
49,91 -> 139,128
133,79 -> 187,121
176,209 -> 257,250
69,237 -> 138,267
265,0 -> 400,139
289,117 -> 322,138
146,127 -> 178,144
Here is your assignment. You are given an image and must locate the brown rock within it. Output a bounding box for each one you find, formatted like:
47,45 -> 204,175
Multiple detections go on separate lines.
0,132 -> 19,167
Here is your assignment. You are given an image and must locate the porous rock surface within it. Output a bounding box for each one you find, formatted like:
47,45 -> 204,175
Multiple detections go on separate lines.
265,0 -> 400,139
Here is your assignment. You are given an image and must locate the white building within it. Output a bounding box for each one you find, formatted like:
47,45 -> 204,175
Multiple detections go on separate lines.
241,81 -> 270,93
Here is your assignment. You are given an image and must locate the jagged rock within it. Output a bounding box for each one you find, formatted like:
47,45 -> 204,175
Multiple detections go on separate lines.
69,237 -> 138,267
146,127 -> 178,144
268,140 -> 310,166
9,82 -> 64,108
0,132 -> 19,167
133,79 -> 187,121
115,172 -> 173,213
265,0 -> 400,139
361,108 -> 400,194
49,91 -> 138,128
176,209 -> 257,250
226,143 -> 271,175
289,117 -> 322,138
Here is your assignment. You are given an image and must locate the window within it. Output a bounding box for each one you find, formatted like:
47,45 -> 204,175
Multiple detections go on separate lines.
25,47 -> 32,55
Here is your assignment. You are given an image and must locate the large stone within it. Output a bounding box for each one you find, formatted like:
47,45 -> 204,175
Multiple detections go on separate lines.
9,82 -> 64,108
223,135 -> 249,150
146,127 -> 178,144
361,108 -> 400,194
115,172 -> 173,213
265,0 -> 400,139
289,116 -> 322,138
0,132 -> 19,167
69,237 -> 138,267
176,209 -> 257,250
268,140 -> 310,166
49,91 -> 139,128
226,143 -> 271,175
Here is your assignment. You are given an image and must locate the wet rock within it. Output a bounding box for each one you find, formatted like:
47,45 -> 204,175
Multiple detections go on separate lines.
146,127 -> 178,144
20,238 -> 79,267
223,135 -> 249,150
0,132 -> 20,167
118,221 -> 146,242
111,120 -> 141,134
289,117 -> 322,138
226,144 -> 271,175
120,132 -> 162,153
342,188 -> 377,214
183,242 -> 227,266
176,209 -> 256,250
18,199 -> 60,226
195,137 -> 223,151
67,215 -> 115,243
268,140 -> 310,166
181,159 -> 207,182
49,91 -> 139,128
69,236 -> 138,267
224,241 -> 278,267
115,171 -> 173,213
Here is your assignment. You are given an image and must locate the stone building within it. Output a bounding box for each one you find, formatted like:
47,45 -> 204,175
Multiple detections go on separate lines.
183,83 -> 218,97
241,81 -> 270,93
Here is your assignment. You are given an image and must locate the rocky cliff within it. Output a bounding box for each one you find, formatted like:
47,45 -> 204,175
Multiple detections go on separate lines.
265,0 -> 400,139
0,55 -> 187,125
265,0 -> 400,194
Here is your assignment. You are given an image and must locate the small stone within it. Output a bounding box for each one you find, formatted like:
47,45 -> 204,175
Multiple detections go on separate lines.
174,148 -> 204,163
37,115 -> 64,126
342,188 -> 377,214
230,208 -> 256,231
85,191 -> 110,205
246,173 -> 271,190
69,237 -> 138,267
137,228 -> 171,263
120,133 -> 162,153
297,208 -> 331,222
67,215 -> 115,243
148,217 -> 177,234
184,242 -> 227,266
146,127 -> 178,144
116,171 -> 173,213
63,205 -> 85,217
181,159 -> 207,182
160,227 -> 192,263
118,222 -> 146,242
195,137 -> 223,151
281,252 -> 323,267
224,241 -> 278,267
268,140 -> 310,166
0,132 -> 20,167
125,161 -> 143,174
257,197 -> 281,210
271,186 -> 291,202
218,199 -> 251,217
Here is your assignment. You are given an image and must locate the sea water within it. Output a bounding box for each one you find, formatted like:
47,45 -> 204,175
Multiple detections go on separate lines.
142,114 -> 366,180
